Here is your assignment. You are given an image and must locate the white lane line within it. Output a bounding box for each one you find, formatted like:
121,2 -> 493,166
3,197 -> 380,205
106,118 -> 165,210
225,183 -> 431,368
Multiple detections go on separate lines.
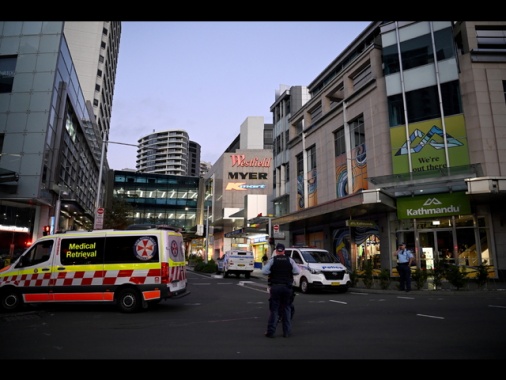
417,314 -> 444,319
329,300 -> 348,304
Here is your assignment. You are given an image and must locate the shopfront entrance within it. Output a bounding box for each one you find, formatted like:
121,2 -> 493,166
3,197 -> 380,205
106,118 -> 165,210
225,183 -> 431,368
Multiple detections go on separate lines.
418,229 -> 454,269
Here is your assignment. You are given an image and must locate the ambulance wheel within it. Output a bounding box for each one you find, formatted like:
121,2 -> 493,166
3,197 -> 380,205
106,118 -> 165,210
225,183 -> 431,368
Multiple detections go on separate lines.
0,288 -> 23,312
245,272 -> 251,279
117,287 -> 142,313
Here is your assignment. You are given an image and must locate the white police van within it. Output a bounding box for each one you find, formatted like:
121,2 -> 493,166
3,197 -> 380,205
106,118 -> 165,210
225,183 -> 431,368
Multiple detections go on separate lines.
216,250 -> 254,279
284,247 -> 351,293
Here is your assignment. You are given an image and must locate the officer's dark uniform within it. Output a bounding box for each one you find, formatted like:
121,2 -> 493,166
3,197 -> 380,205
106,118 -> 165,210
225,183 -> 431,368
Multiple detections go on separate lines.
265,254 -> 295,337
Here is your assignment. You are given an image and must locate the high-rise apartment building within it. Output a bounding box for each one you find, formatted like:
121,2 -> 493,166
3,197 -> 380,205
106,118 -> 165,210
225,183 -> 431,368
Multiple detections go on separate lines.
136,129 -> 201,176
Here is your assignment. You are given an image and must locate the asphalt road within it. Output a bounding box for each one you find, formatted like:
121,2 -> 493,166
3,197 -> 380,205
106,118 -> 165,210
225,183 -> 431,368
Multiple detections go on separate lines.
1,270 -> 505,360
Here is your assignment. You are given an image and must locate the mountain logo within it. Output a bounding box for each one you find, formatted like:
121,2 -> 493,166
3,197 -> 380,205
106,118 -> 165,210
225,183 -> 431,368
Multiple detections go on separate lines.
395,125 -> 464,156
423,197 -> 443,206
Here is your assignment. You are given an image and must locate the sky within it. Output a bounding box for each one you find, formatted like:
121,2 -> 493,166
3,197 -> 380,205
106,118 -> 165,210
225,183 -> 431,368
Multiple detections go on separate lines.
106,21 -> 372,170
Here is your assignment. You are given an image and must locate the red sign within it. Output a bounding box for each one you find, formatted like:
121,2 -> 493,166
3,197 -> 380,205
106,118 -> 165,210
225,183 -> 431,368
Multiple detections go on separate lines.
273,224 -> 279,232
97,208 -> 105,215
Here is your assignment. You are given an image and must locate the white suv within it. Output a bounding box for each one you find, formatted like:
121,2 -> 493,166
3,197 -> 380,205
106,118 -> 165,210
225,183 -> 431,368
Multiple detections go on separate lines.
284,247 -> 351,294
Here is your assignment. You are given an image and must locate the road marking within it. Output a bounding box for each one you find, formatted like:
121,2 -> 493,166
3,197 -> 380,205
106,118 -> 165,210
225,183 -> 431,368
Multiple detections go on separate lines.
417,314 -> 444,319
329,300 -> 347,304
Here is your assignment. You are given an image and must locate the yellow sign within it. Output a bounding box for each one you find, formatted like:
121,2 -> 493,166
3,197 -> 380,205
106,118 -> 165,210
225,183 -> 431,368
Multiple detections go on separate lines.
345,220 -> 376,227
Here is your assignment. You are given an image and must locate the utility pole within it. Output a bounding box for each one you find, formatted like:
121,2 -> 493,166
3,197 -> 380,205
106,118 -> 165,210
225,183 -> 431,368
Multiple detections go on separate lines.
205,205 -> 209,263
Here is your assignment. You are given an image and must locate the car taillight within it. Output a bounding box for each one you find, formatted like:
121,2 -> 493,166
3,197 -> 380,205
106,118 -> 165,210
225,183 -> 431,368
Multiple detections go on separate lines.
161,262 -> 169,283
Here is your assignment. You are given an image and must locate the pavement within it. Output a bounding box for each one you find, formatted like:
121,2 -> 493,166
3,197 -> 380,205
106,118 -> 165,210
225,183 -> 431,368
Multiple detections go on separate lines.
189,266 -> 506,295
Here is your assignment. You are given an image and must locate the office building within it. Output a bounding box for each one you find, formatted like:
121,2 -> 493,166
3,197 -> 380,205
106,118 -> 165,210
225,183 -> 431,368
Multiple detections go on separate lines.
0,21 -> 121,254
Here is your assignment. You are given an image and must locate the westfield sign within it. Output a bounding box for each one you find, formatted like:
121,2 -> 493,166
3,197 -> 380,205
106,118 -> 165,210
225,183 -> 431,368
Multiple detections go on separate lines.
230,154 -> 272,167
226,154 -> 271,191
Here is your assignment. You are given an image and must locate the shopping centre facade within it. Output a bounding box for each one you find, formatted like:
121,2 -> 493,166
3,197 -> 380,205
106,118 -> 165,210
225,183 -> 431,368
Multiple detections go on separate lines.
202,21 -> 506,280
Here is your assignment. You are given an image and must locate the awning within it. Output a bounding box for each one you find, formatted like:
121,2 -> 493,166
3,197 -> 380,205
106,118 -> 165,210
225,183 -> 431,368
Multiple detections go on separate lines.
271,189 -> 396,231
0,167 -> 19,183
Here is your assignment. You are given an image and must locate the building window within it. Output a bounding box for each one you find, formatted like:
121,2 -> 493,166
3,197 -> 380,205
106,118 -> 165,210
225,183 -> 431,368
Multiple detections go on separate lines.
349,116 -> 365,148
334,127 -> 346,157
383,24 -> 454,76
476,27 -> 506,50
309,102 -> 322,125
307,145 -> 317,170
296,153 -> 304,178
0,55 -> 16,93
388,81 -> 461,127
351,64 -> 372,91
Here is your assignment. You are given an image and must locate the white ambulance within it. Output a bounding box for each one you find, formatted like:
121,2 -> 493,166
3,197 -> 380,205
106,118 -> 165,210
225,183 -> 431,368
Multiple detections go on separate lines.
0,225 -> 190,313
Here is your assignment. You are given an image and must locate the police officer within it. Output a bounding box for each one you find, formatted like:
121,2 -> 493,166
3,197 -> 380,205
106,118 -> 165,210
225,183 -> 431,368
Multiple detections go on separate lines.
396,242 -> 414,292
262,243 -> 300,338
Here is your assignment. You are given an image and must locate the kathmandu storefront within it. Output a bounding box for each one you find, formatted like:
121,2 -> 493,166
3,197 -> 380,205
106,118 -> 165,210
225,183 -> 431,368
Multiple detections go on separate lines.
392,191 -> 495,276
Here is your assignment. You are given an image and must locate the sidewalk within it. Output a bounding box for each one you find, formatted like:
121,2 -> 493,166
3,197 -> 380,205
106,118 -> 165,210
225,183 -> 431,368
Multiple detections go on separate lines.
193,266 -> 506,295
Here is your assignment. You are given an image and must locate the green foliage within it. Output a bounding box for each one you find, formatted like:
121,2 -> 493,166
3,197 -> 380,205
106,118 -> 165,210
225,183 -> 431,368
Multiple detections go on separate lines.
445,264 -> 468,290
378,268 -> 391,290
475,263 -> 489,288
194,258 -> 217,273
103,197 -> 135,229
411,267 -> 429,290
349,269 -> 359,287
362,260 -> 374,289
428,260 -> 446,289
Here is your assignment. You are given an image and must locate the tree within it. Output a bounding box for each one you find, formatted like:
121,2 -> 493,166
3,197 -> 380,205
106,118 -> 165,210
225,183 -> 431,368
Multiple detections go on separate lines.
103,197 -> 134,229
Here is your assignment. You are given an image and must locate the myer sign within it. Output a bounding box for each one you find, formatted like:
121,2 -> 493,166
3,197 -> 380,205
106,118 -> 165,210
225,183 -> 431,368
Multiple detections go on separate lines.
397,192 -> 471,219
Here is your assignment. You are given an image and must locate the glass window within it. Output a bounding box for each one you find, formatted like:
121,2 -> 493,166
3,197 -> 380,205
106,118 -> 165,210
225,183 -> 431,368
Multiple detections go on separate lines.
307,145 -> 316,170
388,81 -> 461,127
334,127 -> 346,156
0,55 -> 17,93
349,116 -> 365,147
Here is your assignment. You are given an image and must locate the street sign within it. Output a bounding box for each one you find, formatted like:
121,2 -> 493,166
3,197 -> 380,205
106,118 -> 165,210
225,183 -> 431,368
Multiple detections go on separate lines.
273,224 -> 279,232
94,207 -> 105,229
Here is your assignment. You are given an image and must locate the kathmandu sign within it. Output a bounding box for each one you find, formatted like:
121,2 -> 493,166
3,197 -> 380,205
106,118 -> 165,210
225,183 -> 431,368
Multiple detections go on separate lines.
396,191 -> 471,219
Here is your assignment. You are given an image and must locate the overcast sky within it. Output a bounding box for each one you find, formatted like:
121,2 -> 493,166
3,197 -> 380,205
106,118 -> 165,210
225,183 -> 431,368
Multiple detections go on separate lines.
106,21 -> 371,170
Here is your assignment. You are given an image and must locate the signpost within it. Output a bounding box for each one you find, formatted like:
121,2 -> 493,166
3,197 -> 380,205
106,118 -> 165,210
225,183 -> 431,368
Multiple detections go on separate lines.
94,207 -> 105,230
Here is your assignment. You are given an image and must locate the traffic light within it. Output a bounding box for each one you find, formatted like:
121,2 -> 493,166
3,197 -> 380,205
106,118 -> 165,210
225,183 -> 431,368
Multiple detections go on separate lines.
43,225 -> 50,236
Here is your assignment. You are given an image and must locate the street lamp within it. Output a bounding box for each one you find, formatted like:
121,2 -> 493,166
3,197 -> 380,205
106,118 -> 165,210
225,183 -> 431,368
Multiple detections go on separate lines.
94,139 -> 138,229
